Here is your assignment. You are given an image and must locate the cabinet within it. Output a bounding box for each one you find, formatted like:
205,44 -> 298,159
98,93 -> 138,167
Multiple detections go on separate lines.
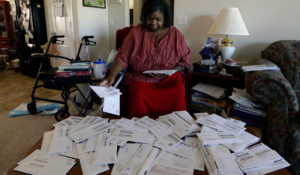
0,0 -> 15,48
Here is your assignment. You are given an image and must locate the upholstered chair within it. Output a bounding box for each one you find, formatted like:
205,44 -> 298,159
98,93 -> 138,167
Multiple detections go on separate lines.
245,41 -> 300,166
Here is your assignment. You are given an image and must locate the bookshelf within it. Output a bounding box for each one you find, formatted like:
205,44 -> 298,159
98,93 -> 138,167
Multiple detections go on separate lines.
0,0 -> 15,48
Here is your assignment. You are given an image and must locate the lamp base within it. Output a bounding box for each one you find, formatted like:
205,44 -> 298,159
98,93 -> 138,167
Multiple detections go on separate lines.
221,46 -> 235,62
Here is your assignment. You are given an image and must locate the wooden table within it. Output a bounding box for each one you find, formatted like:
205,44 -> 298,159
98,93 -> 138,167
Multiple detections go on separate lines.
7,116 -> 291,175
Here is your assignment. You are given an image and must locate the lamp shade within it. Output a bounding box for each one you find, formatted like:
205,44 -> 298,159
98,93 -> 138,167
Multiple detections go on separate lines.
208,8 -> 249,36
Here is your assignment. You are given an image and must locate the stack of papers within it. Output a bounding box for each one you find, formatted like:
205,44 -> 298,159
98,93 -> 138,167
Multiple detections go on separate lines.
15,111 -> 290,175
194,113 -> 289,175
15,111 -> 205,175
229,88 -> 267,118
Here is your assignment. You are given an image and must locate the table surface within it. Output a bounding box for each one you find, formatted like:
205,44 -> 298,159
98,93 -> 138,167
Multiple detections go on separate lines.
7,116 -> 292,175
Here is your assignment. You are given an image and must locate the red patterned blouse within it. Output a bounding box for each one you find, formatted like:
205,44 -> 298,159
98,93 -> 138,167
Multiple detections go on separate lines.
115,24 -> 190,84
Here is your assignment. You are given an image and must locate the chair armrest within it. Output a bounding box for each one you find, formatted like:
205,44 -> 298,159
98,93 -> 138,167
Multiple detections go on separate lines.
245,69 -> 299,113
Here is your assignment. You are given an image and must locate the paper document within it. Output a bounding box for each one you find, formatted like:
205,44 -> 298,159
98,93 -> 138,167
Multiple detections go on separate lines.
114,118 -> 135,128
149,124 -> 182,148
107,128 -> 155,144
68,116 -> 102,135
159,111 -> 199,138
242,64 -> 280,72
143,69 -> 177,76
183,137 -> 205,171
229,88 -> 258,108
224,131 -> 260,153
207,145 -> 243,175
134,116 -> 159,130
69,120 -> 113,143
84,132 -> 107,153
111,143 -> 141,175
103,94 -> 120,116
196,114 -> 246,136
234,143 -> 284,171
40,130 -> 54,158
192,82 -> 226,99
48,126 -> 73,155
53,116 -> 83,129
90,86 -> 121,115
197,132 -> 241,145
246,159 -> 290,175
90,86 -> 121,98
15,149 -> 76,175
148,152 -> 194,175
93,145 -> 118,165
76,143 -> 109,175
118,144 -> 156,175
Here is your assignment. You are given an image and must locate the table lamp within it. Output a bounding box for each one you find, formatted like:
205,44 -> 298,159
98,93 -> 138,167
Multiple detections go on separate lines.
208,7 -> 249,62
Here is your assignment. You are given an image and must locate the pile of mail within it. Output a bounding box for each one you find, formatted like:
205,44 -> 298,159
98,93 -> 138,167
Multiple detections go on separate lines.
229,88 -> 267,130
14,111 -> 290,175
229,88 -> 266,118
195,113 -> 290,175
14,111 -> 205,175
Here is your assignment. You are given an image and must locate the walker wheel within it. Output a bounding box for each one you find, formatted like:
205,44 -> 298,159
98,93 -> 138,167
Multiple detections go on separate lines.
27,101 -> 37,114
55,109 -> 70,121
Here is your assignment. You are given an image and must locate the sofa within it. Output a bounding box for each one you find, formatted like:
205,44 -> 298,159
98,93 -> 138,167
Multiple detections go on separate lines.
245,40 -> 300,164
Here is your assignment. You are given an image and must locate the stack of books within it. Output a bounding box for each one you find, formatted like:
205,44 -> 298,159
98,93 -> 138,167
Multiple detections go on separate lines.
56,62 -> 91,77
193,60 -> 218,74
229,88 -> 267,129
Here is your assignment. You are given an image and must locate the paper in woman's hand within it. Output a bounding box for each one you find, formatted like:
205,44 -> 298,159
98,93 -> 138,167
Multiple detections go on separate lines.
143,70 -> 177,76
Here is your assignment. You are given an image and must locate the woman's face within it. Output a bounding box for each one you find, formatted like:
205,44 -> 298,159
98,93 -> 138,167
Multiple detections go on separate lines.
146,10 -> 164,32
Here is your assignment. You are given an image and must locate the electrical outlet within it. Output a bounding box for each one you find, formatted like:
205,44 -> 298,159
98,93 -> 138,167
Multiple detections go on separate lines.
177,16 -> 187,25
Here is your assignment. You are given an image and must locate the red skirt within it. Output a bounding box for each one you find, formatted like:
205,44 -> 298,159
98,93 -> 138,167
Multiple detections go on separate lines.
128,72 -> 186,118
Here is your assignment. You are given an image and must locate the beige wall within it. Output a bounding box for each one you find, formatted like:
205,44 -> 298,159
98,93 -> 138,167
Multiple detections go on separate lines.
174,0 -> 300,64
108,0 -> 130,52
73,0 -> 109,61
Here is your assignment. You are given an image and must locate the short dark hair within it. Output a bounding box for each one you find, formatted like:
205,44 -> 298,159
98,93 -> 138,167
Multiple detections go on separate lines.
141,0 -> 172,28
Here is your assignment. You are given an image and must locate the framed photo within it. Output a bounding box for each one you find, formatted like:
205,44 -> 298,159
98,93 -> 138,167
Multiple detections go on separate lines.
83,0 -> 106,8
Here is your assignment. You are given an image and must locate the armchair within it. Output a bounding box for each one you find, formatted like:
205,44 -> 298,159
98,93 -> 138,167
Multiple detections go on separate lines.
245,40 -> 300,164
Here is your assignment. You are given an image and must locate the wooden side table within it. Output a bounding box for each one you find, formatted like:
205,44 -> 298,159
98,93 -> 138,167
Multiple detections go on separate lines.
191,71 -> 244,93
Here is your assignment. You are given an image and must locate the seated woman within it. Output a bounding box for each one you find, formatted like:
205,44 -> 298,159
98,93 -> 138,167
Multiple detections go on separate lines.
100,0 -> 190,117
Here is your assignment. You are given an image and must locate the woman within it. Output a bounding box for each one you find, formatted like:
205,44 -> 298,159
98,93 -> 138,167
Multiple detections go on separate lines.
101,0 -> 190,117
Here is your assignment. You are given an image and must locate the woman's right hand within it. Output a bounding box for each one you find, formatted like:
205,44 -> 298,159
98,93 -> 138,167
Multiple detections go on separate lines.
99,75 -> 116,87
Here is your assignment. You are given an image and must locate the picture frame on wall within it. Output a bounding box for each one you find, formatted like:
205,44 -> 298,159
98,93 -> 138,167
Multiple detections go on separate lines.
83,0 -> 106,8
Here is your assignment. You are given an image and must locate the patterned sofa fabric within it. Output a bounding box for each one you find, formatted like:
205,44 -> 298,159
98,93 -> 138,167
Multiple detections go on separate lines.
261,40 -> 300,89
245,40 -> 300,162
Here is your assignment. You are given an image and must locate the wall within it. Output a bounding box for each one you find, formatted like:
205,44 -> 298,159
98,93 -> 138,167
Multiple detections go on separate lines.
107,0 -> 130,52
174,0 -> 300,64
73,0 -> 109,61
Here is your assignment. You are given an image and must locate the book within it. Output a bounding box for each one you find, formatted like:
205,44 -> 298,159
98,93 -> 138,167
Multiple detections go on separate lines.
193,62 -> 218,74
58,64 -> 91,72
55,70 -> 90,77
